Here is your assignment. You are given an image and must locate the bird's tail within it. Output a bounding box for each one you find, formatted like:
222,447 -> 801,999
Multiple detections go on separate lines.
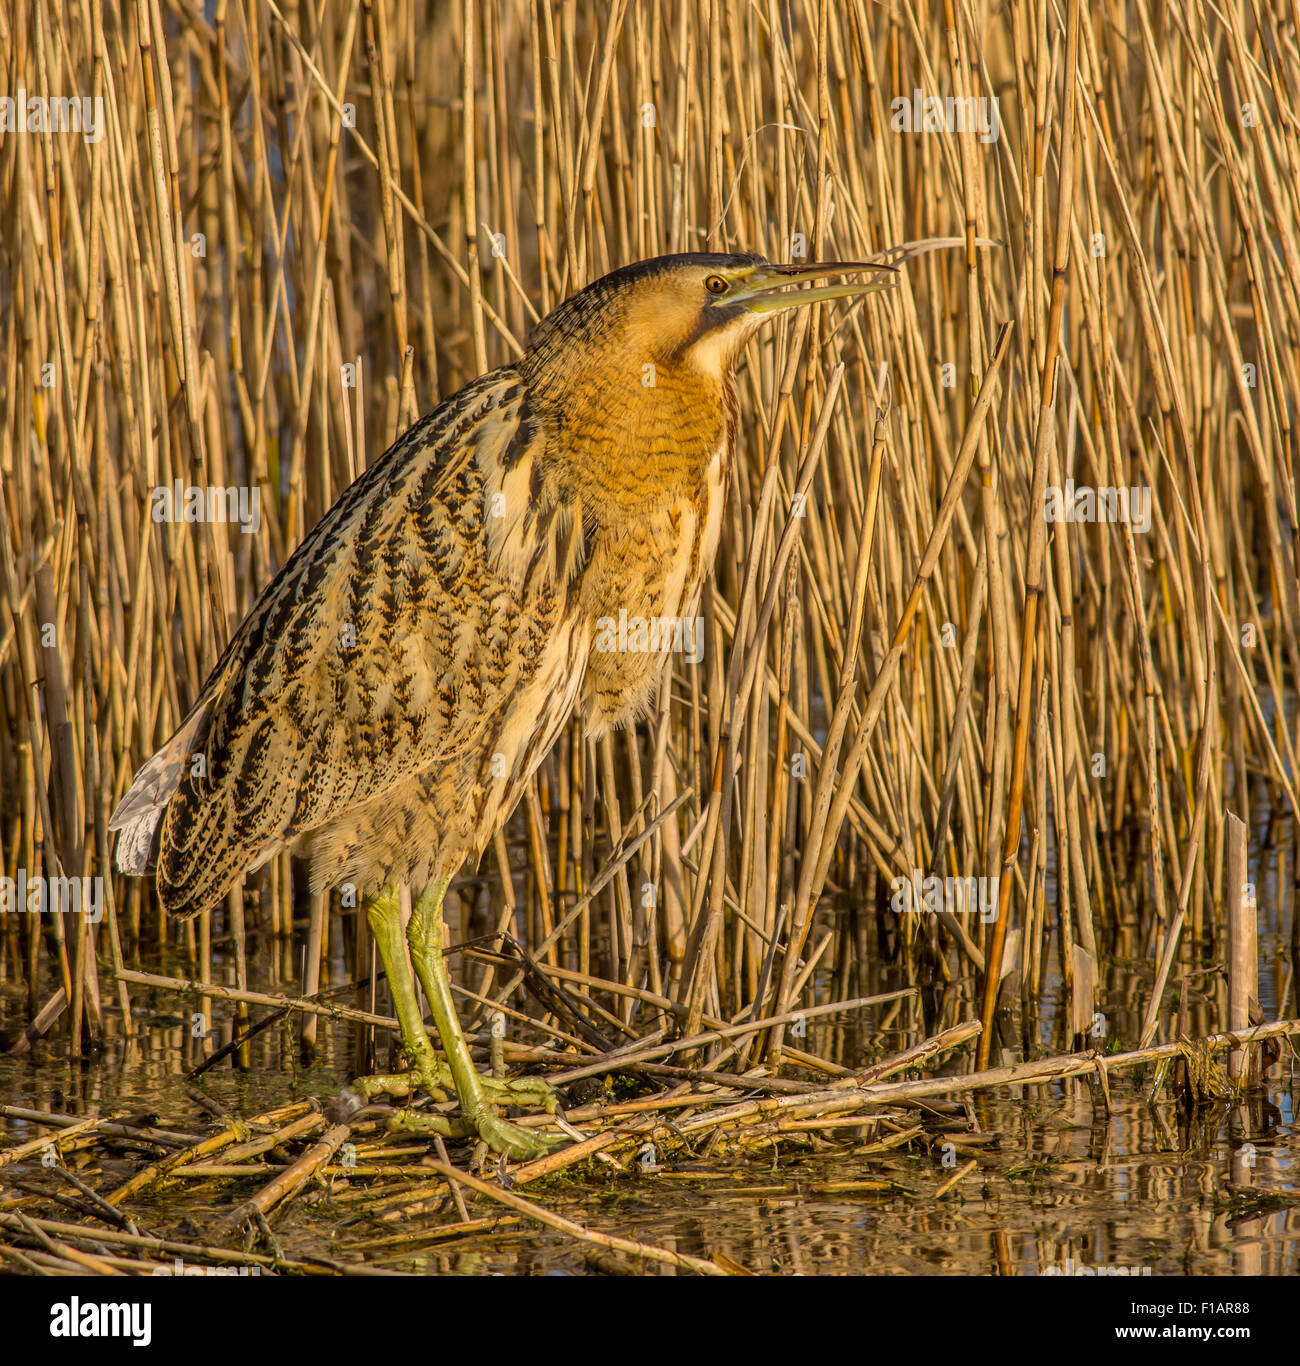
108,703 -> 212,875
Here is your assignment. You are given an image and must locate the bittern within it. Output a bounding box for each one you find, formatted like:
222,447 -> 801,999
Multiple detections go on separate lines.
110,252 -> 896,1159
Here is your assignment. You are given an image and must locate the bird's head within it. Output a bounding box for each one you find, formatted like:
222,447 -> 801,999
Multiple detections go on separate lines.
521,251 -> 897,390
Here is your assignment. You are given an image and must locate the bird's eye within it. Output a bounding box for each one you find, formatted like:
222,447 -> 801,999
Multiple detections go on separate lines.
704,274 -> 729,295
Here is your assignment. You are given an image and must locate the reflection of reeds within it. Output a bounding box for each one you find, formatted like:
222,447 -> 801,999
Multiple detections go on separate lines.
2,1015 -> 1291,1273
1,0 -> 1298,1085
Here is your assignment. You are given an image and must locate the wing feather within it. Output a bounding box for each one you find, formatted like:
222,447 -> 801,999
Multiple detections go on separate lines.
113,368 -> 566,917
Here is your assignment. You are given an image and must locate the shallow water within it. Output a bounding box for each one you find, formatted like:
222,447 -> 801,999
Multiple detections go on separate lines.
1,925 -> 1294,1276
2,789 -> 1297,1275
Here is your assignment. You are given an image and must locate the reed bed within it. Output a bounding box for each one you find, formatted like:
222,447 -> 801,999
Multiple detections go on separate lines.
2,0 -> 1300,1266
1,1015 -> 1293,1273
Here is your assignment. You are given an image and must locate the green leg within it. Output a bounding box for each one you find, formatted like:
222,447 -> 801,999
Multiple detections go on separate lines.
345,884 -> 561,1160
405,879 -> 562,1160
346,887 -> 454,1103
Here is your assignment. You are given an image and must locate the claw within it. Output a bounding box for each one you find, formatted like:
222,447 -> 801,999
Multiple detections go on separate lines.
471,1109 -> 567,1162
348,1063 -> 453,1105
345,1064 -> 566,1159
482,1074 -> 558,1114
385,1106 -> 560,1161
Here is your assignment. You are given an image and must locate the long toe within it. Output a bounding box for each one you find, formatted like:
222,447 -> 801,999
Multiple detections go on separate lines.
480,1074 -> 559,1114
473,1112 -> 568,1162
346,1064 -> 453,1105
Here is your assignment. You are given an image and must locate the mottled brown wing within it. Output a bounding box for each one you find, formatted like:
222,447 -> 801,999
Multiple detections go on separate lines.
121,369 -> 566,918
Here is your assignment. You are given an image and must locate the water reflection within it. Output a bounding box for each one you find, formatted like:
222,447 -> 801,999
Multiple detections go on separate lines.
0,813 -> 1296,1275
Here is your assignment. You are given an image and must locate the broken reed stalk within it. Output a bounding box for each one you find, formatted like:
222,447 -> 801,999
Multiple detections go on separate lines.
0,0 -> 1297,1139
0,1212 -> 335,1275
419,1157 -> 730,1275
11,1014 -> 1288,1262
850,1018 -> 1300,1107
1226,812 -> 1260,1085
226,1122 -> 353,1227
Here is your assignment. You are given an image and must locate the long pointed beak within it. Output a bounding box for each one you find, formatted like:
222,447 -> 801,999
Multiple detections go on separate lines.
723,260 -> 899,314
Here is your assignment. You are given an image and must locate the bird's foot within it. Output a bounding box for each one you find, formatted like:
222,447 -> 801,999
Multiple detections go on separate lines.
346,1059 -> 557,1111
338,1062 -> 564,1160
389,1104 -> 565,1161
343,1058 -> 454,1106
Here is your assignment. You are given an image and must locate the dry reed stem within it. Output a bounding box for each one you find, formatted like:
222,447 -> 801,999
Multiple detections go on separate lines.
418,1156 -> 731,1275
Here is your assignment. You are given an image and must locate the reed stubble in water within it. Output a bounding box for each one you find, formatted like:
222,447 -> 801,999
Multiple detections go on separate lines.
1,0 -> 1298,1102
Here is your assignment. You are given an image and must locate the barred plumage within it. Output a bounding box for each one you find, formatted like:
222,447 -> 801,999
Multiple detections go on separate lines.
110,251 -> 897,1158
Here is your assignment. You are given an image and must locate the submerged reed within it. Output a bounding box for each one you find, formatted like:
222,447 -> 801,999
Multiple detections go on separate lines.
1,0 -> 1297,1091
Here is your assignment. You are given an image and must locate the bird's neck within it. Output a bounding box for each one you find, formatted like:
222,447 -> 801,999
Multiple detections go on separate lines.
533,358 -> 735,514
